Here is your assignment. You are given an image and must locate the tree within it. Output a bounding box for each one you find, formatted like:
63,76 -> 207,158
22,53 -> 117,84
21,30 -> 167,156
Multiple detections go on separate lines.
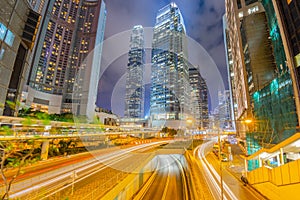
161,127 -> 169,133
0,127 -> 39,199
161,127 -> 177,136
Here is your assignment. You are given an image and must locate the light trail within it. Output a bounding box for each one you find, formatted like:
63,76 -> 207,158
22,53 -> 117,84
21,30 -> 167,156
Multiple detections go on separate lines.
134,154 -> 188,200
161,157 -> 171,200
170,155 -> 189,200
195,141 -> 238,200
9,141 -> 167,199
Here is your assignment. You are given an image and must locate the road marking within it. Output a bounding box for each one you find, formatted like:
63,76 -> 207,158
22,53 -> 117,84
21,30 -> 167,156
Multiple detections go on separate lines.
161,157 -> 171,200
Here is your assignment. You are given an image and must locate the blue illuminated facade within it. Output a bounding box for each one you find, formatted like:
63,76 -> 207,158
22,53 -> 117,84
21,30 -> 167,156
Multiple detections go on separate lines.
150,3 -> 190,126
124,25 -> 145,119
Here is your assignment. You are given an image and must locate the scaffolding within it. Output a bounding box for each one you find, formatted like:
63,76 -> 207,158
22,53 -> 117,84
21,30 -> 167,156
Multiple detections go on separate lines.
247,72 -> 298,170
246,0 -> 298,170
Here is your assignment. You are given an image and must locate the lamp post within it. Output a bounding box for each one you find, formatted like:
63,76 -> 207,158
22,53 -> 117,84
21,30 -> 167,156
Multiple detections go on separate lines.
217,126 -> 224,200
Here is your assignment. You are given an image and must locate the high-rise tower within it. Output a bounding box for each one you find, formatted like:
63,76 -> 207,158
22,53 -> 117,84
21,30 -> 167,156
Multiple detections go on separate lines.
225,0 -> 299,170
150,2 -> 190,128
67,0 -> 106,120
189,67 -> 208,129
25,0 -> 106,120
0,0 -> 40,116
124,25 -> 145,119
26,0 -> 81,114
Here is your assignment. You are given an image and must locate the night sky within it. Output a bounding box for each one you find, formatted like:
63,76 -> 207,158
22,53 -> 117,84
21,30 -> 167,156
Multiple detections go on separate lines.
97,0 -> 227,117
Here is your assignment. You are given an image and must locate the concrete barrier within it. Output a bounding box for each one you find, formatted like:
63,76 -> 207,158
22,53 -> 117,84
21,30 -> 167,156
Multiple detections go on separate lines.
100,154 -> 158,200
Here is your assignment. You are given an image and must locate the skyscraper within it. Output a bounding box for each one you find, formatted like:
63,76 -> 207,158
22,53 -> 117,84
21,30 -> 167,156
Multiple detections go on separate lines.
224,0 -> 252,134
26,0 -> 81,113
218,90 -> 233,129
124,25 -> 145,119
273,0 -> 300,119
225,0 -> 299,170
223,15 -> 237,130
67,0 -> 106,120
0,0 -> 40,116
189,67 -> 209,129
25,0 -> 106,120
150,2 -> 190,128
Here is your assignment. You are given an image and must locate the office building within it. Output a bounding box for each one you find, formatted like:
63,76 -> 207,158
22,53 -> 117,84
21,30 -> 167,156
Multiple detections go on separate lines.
218,90 -> 233,130
68,0 -> 106,120
26,0 -> 81,113
224,0 -> 252,133
189,67 -> 208,129
225,0 -> 299,170
273,0 -> 300,121
124,25 -> 145,119
223,15 -> 237,130
150,2 -> 190,128
0,0 -> 40,116
25,0 -> 106,120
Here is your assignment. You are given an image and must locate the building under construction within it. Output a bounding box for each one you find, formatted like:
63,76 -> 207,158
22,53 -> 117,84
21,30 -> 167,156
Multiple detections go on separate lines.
246,0 -> 299,170
225,0 -> 299,170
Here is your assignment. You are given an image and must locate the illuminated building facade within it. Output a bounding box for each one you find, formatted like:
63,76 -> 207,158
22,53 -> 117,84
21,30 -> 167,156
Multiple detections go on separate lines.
273,0 -> 300,121
26,0 -> 106,120
225,0 -> 299,170
27,0 -> 81,113
0,0 -> 40,116
218,90 -> 233,129
66,0 -> 106,120
124,25 -> 145,119
189,67 -> 208,129
223,15 -> 237,130
150,2 -> 190,128
224,0 -> 252,132
27,0 -> 48,14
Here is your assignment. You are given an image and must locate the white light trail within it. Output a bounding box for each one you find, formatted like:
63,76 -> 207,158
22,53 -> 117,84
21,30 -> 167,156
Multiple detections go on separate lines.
195,141 -> 238,200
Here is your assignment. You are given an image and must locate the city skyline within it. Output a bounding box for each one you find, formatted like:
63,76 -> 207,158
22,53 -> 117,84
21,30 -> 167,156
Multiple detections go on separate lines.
1,1 -> 300,199
97,0 -> 226,115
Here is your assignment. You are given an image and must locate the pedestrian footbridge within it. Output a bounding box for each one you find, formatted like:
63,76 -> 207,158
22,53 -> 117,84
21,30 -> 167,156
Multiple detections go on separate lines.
242,133 -> 300,199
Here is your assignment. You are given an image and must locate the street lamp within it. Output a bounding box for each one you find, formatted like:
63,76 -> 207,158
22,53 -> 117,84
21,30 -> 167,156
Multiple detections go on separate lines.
217,126 -> 224,200
186,118 -> 194,149
244,119 -> 253,124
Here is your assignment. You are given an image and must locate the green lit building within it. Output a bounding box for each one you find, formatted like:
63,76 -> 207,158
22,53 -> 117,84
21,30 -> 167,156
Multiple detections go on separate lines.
224,0 -> 299,171
246,0 -> 298,170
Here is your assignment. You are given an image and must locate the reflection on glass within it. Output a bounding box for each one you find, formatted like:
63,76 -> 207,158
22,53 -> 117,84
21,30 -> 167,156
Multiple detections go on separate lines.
4,30 -> 15,46
0,48 -> 4,60
0,23 -> 7,40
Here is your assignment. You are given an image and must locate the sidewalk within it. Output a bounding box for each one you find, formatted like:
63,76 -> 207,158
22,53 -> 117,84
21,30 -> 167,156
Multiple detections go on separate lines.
224,144 -> 268,199
225,144 -> 245,179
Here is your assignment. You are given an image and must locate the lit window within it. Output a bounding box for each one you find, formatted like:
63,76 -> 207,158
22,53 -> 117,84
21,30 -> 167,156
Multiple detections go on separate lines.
0,48 -> 4,60
4,30 -> 15,46
248,6 -> 259,15
0,23 -> 7,40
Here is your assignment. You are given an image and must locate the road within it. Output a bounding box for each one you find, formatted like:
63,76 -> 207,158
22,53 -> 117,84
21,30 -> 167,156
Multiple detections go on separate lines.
2,141 -> 167,199
135,154 -> 188,200
195,139 -> 267,200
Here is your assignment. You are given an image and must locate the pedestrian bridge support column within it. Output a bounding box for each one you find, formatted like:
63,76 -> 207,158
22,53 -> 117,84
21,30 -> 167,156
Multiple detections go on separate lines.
258,155 -> 263,167
41,140 -> 50,160
279,148 -> 284,166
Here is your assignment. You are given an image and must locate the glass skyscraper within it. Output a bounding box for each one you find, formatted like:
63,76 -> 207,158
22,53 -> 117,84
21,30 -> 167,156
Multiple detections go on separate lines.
189,67 -> 209,129
150,2 -> 190,127
124,25 -> 145,119
25,0 -> 106,120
